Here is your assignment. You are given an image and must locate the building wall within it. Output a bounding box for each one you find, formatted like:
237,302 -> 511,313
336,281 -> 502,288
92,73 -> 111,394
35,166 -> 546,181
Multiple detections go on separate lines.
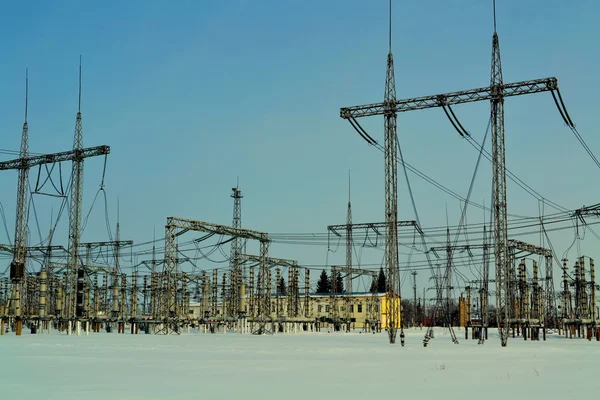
186,293 -> 402,328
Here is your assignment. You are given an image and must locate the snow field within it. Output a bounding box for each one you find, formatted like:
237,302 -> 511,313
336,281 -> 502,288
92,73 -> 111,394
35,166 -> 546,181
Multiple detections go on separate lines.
0,327 -> 596,399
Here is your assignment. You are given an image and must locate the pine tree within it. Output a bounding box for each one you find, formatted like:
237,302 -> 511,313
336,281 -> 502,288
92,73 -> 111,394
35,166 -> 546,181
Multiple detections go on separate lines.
277,277 -> 287,295
316,269 -> 330,294
331,271 -> 345,294
369,276 -> 377,293
377,267 -> 387,293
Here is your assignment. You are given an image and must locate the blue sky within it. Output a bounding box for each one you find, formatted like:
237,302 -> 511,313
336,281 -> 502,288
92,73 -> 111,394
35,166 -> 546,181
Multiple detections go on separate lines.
0,0 -> 599,296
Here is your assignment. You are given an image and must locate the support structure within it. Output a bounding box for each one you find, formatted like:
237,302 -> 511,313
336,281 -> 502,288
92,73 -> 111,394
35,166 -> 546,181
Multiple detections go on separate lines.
340,8 -> 565,345
8,71 -> 30,336
161,217 -> 269,334
327,220 -> 420,341
69,59 -> 85,321
0,67 -> 109,333
227,186 -> 244,318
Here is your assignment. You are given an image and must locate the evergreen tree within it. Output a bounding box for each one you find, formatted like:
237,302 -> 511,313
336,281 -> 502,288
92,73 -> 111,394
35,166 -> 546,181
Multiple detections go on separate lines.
369,276 -> 377,293
331,271 -> 345,294
277,277 -> 287,295
377,267 -> 387,293
316,269 -> 330,294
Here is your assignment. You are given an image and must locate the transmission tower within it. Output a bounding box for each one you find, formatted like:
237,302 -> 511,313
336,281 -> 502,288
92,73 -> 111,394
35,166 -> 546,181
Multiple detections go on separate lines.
488,2 -> 511,347
340,1 -> 569,346
382,0 -> 402,345
228,184 -> 243,318
344,171 -> 352,326
8,71 -> 30,335
69,57 -> 85,320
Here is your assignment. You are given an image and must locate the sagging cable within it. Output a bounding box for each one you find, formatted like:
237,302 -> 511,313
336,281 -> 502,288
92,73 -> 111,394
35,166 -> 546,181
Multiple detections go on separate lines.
349,117 -> 377,145
348,118 -> 371,144
447,105 -> 470,137
556,89 -> 575,128
551,90 -> 571,127
441,105 -> 464,137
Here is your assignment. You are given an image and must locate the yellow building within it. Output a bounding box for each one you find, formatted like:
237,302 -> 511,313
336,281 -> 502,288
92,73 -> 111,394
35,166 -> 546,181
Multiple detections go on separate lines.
187,291 -> 402,329
310,292 -> 401,329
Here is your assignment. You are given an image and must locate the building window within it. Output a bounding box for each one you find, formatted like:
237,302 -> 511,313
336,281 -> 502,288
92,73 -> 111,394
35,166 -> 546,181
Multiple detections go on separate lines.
339,306 -> 343,312
357,304 -> 362,313
375,305 -> 379,312
318,305 -> 322,313
349,305 -> 354,313
188,310 -> 194,315
325,305 -> 330,312
367,304 -> 372,312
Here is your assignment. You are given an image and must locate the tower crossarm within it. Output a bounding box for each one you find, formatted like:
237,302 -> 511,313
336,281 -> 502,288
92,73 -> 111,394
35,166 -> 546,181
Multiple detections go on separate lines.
239,253 -> 297,268
327,220 -> 422,236
341,77 -> 558,119
0,244 -> 65,255
507,239 -> 552,258
332,265 -> 377,278
170,217 -> 268,242
0,145 -> 110,171
429,243 -> 488,252
79,240 -> 134,249
573,204 -> 600,218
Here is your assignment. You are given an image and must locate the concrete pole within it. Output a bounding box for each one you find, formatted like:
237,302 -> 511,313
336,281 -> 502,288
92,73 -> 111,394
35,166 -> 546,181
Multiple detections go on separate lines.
304,269 -> 310,318
249,267 -> 255,318
39,269 -> 47,332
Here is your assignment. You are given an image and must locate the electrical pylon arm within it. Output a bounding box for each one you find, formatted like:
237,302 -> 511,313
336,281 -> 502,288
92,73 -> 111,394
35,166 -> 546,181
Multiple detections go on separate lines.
507,239 -> 552,258
573,204 -> 600,219
169,217 -> 268,242
327,220 -> 422,235
0,145 -> 110,170
0,244 -> 65,255
239,253 -> 298,268
340,77 -> 558,118
79,240 -> 133,249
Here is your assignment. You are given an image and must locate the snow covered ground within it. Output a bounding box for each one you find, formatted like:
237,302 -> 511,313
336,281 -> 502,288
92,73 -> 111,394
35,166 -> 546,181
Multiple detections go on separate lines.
1,327 -> 596,399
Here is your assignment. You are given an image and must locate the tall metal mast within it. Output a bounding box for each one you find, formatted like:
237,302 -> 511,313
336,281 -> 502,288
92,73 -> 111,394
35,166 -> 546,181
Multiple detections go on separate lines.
490,1 -> 510,346
345,171 -> 352,296
9,70 -> 30,335
383,0 -> 402,345
70,57 -> 85,319
228,183 -> 243,317
340,0 -> 565,346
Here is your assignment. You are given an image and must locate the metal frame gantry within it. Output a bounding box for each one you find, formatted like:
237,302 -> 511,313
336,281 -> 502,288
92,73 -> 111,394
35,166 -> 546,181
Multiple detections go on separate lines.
0,65 -> 110,336
560,256 -> 599,340
507,239 -> 556,341
158,217 -> 270,335
339,2 -> 571,347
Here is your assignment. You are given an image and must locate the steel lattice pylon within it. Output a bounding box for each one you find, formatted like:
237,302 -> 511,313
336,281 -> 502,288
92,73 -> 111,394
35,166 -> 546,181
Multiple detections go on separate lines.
228,186 -> 243,318
490,31 -> 510,347
383,50 -> 402,344
340,15 -> 566,345
8,72 -> 30,334
344,177 -> 352,326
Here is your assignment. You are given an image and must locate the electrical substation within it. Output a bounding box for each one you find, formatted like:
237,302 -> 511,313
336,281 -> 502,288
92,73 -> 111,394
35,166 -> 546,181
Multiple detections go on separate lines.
1,1 -> 599,352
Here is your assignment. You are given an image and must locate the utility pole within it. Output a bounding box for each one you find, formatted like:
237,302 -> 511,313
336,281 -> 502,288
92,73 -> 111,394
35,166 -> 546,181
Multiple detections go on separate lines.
340,1 -> 568,347
412,271 -> 417,327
